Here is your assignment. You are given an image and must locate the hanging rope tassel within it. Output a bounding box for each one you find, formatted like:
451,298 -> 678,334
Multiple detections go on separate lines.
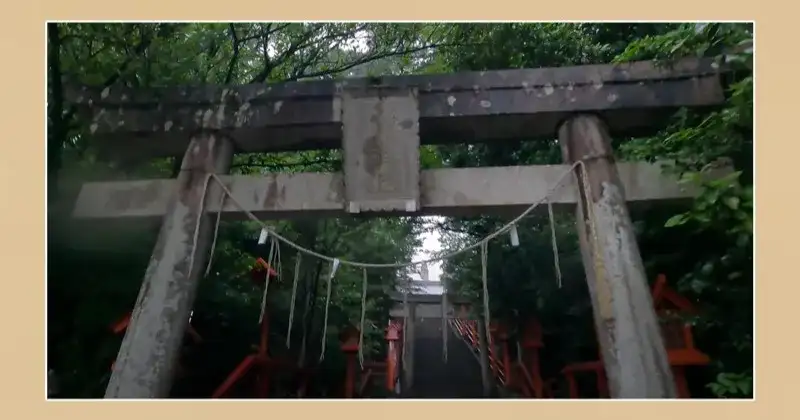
578,161 -> 599,252
204,192 -> 227,277
547,198 -> 563,289
286,253 -> 303,348
319,258 -> 340,362
358,268 -> 368,369
509,223 -> 520,247
275,239 -> 283,283
258,237 -> 278,325
480,241 -> 492,347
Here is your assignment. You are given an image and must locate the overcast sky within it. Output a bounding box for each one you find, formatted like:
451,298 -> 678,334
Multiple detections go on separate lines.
410,216 -> 443,282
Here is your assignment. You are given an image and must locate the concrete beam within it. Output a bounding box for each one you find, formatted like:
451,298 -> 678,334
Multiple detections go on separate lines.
64,58 -> 725,160
72,162 -> 725,221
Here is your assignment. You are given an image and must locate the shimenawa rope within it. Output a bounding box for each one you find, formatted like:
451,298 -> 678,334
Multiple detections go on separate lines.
181,161 -> 590,369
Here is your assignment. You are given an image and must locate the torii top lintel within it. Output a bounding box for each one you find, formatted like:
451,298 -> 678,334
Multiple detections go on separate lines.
64,57 -> 724,160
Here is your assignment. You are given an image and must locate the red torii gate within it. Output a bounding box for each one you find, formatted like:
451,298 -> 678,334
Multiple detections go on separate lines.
561,274 -> 710,398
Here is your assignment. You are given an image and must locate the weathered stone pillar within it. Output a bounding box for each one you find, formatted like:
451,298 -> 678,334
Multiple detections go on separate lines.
558,114 -> 675,398
105,133 -> 234,398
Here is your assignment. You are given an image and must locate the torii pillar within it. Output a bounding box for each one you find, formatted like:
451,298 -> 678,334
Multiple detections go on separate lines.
105,132 -> 234,398
558,114 -> 676,398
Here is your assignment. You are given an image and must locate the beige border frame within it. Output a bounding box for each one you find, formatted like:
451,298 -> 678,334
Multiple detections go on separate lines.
4,6 -> 779,418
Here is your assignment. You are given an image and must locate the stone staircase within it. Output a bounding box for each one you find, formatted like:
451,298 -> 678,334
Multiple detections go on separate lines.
401,316 -> 485,398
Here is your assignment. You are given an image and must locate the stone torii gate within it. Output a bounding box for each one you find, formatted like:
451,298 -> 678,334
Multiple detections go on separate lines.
65,57 -> 727,399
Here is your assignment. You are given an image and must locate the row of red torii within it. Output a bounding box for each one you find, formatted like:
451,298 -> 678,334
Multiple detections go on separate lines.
109,263 -> 709,398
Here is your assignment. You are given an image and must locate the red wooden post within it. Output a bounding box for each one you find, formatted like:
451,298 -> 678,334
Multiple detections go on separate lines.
385,321 -> 401,392
253,258 -> 278,398
340,325 -> 361,398
258,312 -> 270,358
211,263 -> 281,399
652,274 -> 710,398
255,368 -> 270,398
559,274 -> 711,399
673,367 -> 690,398
565,372 -> 579,398
250,258 -> 278,287
520,318 -> 544,398
211,355 -> 258,398
255,311 -> 271,398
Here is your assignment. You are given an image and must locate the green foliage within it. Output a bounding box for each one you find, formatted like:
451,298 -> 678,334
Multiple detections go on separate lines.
617,23 -> 753,397
707,371 -> 753,398
613,22 -> 752,64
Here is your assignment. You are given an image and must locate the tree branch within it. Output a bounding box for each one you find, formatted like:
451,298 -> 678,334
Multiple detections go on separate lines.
62,25 -> 157,126
249,25 -> 322,84
224,23 -> 241,84
288,42 -> 456,81
239,23 -> 291,44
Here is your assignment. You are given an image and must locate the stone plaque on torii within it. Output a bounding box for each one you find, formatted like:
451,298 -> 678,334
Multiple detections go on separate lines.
65,57 -> 728,399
